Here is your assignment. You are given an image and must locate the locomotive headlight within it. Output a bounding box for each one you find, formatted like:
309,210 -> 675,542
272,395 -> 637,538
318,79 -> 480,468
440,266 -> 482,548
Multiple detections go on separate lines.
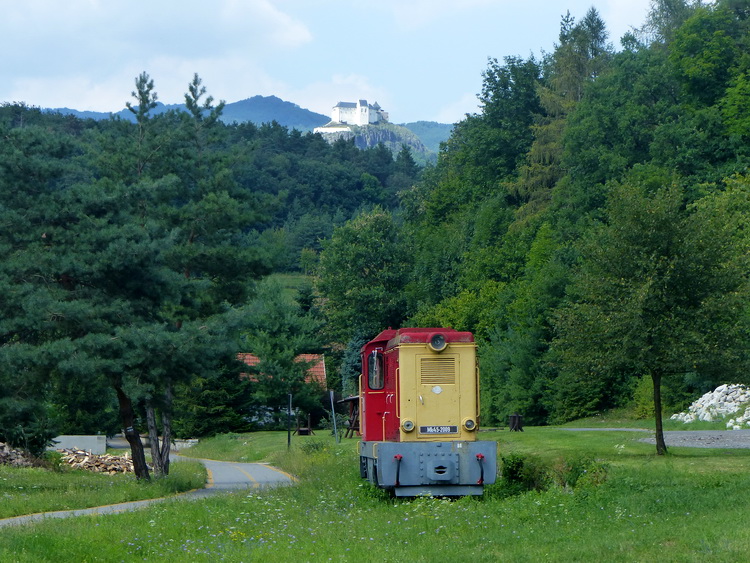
462,418 -> 477,431
402,419 -> 415,432
428,333 -> 447,352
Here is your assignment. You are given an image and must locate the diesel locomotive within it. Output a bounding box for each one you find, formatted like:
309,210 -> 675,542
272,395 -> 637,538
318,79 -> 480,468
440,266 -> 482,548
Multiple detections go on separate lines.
358,327 -> 497,496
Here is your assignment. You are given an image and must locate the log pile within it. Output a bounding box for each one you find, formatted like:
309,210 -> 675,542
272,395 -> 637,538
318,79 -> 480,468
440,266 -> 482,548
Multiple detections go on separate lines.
58,448 -> 135,474
0,442 -> 34,467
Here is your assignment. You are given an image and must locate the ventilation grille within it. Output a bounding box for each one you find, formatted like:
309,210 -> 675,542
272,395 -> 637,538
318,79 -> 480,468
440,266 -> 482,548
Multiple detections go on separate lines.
420,356 -> 456,385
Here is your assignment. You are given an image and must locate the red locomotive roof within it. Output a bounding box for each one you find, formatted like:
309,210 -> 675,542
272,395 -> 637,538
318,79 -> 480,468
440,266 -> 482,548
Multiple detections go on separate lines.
361,328 -> 474,353
386,328 -> 474,348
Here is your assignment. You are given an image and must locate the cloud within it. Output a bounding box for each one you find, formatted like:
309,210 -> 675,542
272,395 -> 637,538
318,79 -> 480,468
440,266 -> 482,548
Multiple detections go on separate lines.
594,0 -> 653,44
221,0 -> 313,49
388,0 -> 501,30
284,74 -> 392,117
432,92 -> 481,124
0,0 -> 313,111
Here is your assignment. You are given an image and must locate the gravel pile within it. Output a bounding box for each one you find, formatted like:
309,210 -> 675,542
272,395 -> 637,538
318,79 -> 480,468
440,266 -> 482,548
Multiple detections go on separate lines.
670,384 -> 750,429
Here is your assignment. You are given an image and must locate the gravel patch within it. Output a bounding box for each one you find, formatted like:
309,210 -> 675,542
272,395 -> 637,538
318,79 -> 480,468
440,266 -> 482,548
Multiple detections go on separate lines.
563,428 -> 750,448
639,429 -> 750,449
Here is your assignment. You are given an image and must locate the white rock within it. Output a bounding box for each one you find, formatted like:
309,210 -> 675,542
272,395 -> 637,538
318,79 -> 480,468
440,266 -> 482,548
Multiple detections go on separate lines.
671,384 -> 750,430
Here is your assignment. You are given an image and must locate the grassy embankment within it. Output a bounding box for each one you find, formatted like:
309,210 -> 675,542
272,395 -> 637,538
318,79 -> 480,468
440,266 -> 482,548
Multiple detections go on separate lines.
3,423 -> 750,561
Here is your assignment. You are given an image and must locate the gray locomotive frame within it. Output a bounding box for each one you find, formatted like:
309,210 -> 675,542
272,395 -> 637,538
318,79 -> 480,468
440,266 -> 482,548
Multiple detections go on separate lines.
359,439 -> 497,497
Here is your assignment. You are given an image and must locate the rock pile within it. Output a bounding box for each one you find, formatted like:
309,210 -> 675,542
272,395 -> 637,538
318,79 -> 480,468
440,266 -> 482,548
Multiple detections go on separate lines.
58,449 -> 135,474
670,384 -> 750,429
0,442 -> 35,467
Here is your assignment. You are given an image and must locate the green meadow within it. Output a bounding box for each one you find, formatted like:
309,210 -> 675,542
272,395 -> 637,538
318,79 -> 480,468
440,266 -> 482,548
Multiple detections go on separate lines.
2,428 -> 750,562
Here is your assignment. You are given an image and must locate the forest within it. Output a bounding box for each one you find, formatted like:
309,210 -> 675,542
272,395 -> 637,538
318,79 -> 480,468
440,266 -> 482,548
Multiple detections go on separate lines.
2,0 -> 750,466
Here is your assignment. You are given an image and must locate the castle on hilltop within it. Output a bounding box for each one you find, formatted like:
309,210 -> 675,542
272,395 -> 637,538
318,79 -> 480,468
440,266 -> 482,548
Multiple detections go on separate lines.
314,99 -> 389,133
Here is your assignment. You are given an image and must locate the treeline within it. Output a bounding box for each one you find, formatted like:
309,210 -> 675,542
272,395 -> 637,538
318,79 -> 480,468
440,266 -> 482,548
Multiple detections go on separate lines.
316,0 -> 750,442
0,74 -> 419,471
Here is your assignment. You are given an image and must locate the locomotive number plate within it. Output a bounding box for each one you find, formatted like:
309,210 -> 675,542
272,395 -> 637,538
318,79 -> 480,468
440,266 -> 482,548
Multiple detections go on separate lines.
420,425 -> 458,434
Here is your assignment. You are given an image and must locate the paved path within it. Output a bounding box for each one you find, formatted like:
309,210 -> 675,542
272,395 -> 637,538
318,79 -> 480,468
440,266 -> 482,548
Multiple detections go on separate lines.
0,455 -> 294,528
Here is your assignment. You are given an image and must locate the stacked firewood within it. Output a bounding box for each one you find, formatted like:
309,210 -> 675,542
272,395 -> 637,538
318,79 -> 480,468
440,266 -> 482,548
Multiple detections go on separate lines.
58,448 -> 135,474
0,442 -> 34,467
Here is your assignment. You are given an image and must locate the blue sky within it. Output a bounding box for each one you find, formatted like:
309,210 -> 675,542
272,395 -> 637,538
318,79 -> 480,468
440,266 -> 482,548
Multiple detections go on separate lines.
1,0 -> 652,123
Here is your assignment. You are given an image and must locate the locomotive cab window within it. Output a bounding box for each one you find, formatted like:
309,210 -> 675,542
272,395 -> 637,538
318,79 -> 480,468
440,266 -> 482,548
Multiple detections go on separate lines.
368,351 -> 384,390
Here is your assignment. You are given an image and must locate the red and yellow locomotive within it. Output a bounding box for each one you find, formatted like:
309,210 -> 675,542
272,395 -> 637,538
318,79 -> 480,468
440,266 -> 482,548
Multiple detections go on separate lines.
358,328 -> 497,496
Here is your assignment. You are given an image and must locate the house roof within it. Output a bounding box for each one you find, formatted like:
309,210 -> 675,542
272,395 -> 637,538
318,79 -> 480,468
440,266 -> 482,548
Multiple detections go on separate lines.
238,353 -> 327,387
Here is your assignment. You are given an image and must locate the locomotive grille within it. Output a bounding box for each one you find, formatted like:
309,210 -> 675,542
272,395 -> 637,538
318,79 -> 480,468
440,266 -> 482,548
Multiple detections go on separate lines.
420,356 -> 456,385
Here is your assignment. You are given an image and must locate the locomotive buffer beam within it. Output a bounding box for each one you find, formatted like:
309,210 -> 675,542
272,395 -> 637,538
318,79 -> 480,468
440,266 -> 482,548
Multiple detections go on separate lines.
360,440 -> 497,497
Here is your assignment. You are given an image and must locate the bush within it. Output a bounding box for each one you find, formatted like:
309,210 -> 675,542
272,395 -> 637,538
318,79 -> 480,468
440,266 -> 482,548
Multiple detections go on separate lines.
486,452 -> 607,499
484,453 -> 551,498
551,455 -> 608,489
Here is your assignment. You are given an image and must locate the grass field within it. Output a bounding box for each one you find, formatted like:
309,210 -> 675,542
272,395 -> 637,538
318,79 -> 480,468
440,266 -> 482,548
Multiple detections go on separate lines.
2,426 -> 750,561
0,460 -> 206,520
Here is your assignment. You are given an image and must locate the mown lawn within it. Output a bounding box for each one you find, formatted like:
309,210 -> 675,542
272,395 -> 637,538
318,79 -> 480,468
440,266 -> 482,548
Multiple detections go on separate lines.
0,460 -> 206,520
3,428 -> 750,561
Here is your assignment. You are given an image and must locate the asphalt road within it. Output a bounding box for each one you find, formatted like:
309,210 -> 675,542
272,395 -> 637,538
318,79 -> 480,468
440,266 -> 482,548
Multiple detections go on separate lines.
176,454 -> 296,493
0,454 -> 294,528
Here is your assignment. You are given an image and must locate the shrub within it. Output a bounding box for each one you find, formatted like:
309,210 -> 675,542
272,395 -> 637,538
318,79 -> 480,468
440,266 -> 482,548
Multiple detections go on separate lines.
486,452 -> 607,499
551,455 -> 608,489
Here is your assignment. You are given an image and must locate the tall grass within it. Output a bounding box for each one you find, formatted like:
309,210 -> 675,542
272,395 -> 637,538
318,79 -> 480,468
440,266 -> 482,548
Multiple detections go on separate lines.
3,429 -> 750,561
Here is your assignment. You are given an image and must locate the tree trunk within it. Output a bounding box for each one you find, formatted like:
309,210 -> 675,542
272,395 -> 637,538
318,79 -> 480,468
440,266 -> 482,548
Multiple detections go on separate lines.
146,403 -> 164,476
652,372 -> 668,455
115,385 -> 151,480
146,384 -> 174,477
160,383 -> 173,476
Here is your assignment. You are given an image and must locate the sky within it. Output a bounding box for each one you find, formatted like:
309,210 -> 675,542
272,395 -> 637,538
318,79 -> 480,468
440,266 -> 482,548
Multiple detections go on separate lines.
1,0 -> 653,124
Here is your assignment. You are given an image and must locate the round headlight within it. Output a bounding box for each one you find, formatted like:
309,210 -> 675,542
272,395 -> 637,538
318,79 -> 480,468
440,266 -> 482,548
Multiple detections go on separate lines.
402,419 -> 415,432
429,333 -> 447,352
462,418 -> 477,431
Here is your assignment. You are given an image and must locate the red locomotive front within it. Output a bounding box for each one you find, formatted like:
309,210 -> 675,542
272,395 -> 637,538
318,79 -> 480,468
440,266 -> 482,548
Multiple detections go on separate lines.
358,327 -> 497,496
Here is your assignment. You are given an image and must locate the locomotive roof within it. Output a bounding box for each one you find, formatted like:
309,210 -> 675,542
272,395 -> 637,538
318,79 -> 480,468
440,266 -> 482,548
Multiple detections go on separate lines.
363,327 -> 474,352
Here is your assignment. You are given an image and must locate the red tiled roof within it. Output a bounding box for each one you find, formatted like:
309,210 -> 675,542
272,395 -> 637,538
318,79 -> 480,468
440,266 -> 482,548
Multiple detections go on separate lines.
238,353 -> 327,387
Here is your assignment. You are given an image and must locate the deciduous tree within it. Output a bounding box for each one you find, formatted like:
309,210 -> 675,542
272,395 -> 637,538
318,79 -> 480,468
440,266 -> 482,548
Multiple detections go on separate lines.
553,174 -> 750,453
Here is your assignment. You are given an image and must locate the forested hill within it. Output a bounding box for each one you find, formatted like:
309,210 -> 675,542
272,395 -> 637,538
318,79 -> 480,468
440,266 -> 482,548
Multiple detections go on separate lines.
5,1 -> 750,453
315,0 -> 750,438
0,79 -> 423,452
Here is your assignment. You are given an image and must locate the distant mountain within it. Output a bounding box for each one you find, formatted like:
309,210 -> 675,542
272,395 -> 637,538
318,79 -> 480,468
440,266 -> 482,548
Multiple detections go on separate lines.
221,96 -> 329,131
49,103 -> 179,122
49,95 -> 330,132
400,121 -> 454,153
46,96 -> 454,153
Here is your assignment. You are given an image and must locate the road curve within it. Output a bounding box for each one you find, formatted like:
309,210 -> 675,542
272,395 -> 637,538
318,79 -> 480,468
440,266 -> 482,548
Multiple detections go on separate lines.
0,455 -> 294,528
176,454 -> 296,494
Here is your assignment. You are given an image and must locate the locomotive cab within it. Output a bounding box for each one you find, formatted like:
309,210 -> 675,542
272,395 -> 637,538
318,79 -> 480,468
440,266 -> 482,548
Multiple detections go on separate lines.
358,328 -> 497,496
